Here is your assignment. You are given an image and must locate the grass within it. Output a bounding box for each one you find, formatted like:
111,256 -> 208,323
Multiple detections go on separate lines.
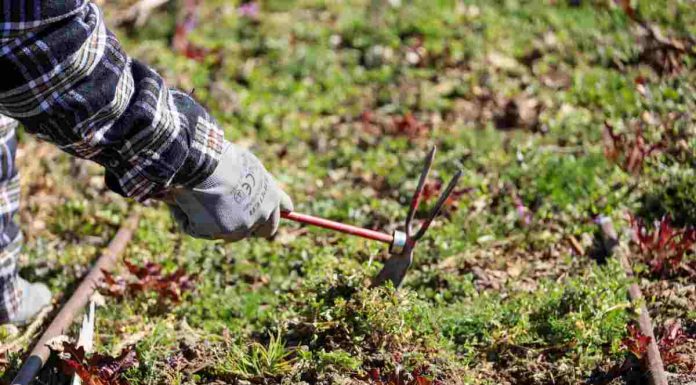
214,331 -> 295,378
1,0 -> 694,384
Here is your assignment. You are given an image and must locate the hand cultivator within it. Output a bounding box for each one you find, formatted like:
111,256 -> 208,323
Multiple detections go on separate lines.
282,147 -> 462,287
11,149 -> 460,384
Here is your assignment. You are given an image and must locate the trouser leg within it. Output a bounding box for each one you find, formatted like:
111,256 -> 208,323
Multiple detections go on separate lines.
0,115 -> 22,323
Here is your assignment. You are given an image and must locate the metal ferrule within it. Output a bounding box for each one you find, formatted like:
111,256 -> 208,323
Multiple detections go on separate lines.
389,230 -> 407,254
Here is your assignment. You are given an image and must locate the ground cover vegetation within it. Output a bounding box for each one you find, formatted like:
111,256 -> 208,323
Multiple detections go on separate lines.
0,0 -> 694,384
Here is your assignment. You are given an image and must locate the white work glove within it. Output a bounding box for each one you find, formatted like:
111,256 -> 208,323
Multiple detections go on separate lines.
165,141 -> 293,241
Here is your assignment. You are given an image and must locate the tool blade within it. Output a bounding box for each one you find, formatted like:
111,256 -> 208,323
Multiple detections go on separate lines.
370,246 -> 414,288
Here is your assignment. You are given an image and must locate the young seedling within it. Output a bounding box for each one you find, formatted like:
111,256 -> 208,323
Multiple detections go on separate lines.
282,146 -> 463,288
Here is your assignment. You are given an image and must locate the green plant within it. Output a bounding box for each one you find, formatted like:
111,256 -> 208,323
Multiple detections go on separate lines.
216,332 -> 294,378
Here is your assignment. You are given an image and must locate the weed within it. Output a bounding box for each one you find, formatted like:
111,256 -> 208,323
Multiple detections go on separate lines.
215,332 -> 294,378
315,349 -> 362,372
603,121 -> 661,175
638,171 -> 696,227
172,0 -> 208,62
53,341 -> 138,385
365,366 -> 441,385
621,324 -> 651,359
420,181 -> 469,212
656,322 -> 692,371
630,215 -> 695,277
100,259 -> 196,303
615,321 -> 693,379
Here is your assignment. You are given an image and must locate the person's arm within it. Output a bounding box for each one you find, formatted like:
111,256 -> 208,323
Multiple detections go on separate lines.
0,1 -> 291,239
0,1 -> 220,199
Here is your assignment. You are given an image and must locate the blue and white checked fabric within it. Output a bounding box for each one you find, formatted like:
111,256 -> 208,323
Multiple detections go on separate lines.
0,0 -> 224,200
0,1 -> 226,321
0,115 -> 21,322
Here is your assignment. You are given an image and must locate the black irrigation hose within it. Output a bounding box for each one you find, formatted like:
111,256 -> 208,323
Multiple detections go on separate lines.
598,217 -> 667,385
11,212 -> 141,385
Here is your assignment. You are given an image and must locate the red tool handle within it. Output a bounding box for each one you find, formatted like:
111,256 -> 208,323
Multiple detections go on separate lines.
281,211 -> 393,244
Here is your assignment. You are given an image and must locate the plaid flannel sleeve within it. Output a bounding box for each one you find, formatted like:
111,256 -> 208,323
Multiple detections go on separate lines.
0,1 -> 224,200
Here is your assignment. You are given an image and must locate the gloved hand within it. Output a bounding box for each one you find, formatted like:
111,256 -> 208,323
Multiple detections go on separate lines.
165,141 -> 293,241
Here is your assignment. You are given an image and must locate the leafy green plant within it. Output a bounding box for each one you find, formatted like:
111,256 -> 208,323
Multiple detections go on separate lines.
639,171 -> 696,227
316,349 -> 362,372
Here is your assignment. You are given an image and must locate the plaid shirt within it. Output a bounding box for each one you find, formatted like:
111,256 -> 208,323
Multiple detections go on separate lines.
0,115 -> 21,321
0,0 -> 224,200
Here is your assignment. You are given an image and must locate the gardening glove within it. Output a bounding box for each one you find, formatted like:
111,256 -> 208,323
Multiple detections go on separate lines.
165,141 -> 293,241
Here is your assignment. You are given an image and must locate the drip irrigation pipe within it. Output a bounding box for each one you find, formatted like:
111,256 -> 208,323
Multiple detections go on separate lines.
11,212 -> 141,385
598,217 -> 667,385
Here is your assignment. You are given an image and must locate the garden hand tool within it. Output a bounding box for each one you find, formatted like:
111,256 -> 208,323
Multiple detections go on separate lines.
282,147 -> 462,288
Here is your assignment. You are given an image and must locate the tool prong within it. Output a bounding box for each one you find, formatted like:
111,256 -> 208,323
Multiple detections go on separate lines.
412,169 -> 462,241
405,146 -> 436,237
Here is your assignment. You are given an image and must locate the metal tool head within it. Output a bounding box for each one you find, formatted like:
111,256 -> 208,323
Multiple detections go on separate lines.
372,146 -> 463,288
